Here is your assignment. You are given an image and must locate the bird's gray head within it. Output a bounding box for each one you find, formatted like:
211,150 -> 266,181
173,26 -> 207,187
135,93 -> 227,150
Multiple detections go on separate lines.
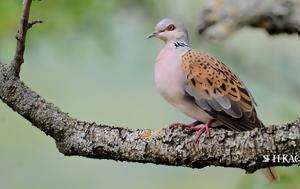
147,18 -> 189,43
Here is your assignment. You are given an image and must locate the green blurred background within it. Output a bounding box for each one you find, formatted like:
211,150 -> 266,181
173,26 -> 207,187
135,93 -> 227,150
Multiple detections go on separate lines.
0,0 -> 299,189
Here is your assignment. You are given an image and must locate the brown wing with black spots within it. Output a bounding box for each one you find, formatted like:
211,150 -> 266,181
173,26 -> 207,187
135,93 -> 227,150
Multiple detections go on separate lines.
181,49 -> 264,131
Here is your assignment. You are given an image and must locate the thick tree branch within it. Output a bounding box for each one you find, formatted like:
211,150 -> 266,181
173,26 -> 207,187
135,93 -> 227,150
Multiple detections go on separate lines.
0,0 -> 299,174
0,64 -> 299,173
197,0 -> 300,40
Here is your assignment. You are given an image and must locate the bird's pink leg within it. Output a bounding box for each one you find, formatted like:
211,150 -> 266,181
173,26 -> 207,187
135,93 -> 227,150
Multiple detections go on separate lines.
193,119 -> 215,141
169,119 -> 215,141
169,120 -> 202,129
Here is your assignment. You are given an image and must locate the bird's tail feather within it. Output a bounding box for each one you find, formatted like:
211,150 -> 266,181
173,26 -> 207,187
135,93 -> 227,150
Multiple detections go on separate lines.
261,167 -> 280,182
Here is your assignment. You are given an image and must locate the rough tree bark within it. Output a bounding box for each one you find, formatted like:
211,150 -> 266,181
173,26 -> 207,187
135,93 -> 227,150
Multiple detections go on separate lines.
0,0 -> 299,174
197,0 -> 300,40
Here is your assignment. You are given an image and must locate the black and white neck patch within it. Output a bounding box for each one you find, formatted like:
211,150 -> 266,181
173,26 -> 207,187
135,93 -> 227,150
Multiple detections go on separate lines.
174,42 -> 189,48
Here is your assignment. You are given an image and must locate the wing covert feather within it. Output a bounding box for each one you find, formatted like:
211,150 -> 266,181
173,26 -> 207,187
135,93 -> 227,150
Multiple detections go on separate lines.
181,50 -> 263,130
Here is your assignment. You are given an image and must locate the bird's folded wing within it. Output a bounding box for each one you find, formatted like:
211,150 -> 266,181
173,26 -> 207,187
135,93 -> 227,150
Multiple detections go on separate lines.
181,50 -> 264,131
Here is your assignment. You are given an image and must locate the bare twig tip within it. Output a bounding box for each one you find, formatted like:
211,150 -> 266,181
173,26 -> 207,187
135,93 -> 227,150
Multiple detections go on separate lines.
10,0 -> 36,76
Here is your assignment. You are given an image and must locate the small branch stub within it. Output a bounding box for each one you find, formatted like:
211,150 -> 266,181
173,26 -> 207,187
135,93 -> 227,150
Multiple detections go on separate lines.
28,20 -> 43,29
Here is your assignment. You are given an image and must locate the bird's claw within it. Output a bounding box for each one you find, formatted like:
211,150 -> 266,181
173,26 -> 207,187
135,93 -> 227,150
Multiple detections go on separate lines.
169,120 -> 202,129
193,124 -> 211,141
169,120 -> 213,142
169,122 -> 193,129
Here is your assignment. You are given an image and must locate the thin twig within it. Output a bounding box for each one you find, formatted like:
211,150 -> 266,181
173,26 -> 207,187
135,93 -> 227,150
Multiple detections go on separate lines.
10,0 -> 32,77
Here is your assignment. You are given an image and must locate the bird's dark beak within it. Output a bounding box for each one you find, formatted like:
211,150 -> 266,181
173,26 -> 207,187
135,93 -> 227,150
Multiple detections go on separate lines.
146,32 -> 158,39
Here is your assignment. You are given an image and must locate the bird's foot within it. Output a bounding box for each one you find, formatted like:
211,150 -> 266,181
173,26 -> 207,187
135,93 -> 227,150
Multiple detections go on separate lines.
192,119 -> 215,141
193,124 -> 210,141
169,120 -> 202,129
169,119 -> 215,141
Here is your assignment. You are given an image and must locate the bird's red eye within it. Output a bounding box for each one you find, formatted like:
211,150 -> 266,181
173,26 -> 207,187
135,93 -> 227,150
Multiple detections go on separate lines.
166,24 -> 176,31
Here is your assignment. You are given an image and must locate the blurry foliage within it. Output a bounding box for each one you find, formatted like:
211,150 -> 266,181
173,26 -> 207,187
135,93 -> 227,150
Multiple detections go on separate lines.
0,1 -> 299,189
